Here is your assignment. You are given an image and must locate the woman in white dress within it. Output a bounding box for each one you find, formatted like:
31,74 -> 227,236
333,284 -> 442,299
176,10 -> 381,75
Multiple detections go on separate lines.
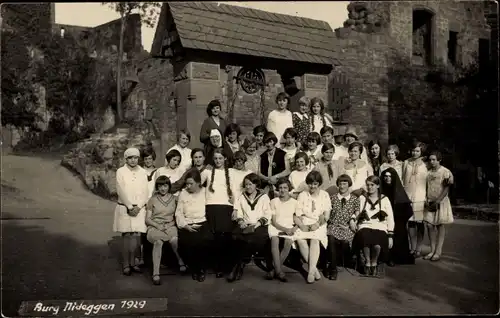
288,152 -> 311,198
113,147 -> 150,276
423,151 -> 454,262
294,170 -> 332,284
153,149 -> 184,196
266,92 -> 293,147
268,178 -> 298,282
230,150 -> 253,200
282,127 -> 299,169
341,142 -> 374,197
402,141 -> 428,258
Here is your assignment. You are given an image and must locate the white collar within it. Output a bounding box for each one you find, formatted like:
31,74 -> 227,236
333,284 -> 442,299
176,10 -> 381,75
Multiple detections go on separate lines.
337,193 -> 351,201
293,112 -> 308,119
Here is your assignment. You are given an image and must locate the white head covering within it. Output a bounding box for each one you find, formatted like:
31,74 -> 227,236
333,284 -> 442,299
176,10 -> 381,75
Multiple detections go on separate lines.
124,147 -> 140,159
209,129 -> 222,147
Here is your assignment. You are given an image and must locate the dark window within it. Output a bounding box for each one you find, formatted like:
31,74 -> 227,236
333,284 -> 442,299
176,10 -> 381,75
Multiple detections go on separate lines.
478,38 -> 490,74
448,31 -> 458,65
412,9 -> 434,66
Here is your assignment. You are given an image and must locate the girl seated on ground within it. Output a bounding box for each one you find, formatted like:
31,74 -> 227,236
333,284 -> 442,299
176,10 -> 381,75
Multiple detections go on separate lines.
268,177 -> 298,282
294,170 -> 332,284
176,169 -> 213,283
230,173 -> 273,282
325,174 -> 359,280
145,176 -> 186,285
350,176 -> 394,278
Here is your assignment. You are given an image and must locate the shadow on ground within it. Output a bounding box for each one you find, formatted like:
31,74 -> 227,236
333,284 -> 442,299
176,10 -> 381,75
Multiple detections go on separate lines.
2,214 -> 498,316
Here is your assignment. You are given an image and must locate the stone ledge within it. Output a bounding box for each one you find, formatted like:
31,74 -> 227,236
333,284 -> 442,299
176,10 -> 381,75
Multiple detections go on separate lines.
453,204 -> 499,223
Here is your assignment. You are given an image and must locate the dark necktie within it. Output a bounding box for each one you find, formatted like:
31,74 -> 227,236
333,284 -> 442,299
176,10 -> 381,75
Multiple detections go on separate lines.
341,198 -> 346,209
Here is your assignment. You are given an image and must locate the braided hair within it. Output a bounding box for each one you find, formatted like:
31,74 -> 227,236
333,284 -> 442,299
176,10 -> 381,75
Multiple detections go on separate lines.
208,148 -> 233,201
310,97 -> 327,132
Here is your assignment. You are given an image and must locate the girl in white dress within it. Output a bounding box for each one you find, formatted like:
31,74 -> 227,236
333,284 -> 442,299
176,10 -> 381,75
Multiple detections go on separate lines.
153,149 -> 184,196
294,170 -> 332,284
282,127 -> 299,170
167,130 -> 192,176
113,147 -> 150,276
423,151 -> 454,262
305,132 -> 323,169
289,152 -> 311,198
268,178 -> 298,282
379,144 -> 403,181
402,141 -> 428,258
341,142 -> 374,196
266,92 -> 293,147
309,97 -> 333,135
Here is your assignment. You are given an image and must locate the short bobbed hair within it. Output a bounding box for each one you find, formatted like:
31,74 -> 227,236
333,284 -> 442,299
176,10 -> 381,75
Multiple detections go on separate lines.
305,170 -> 323,186
206,99 -> 222,117
263,132 -> 278,144
165,149 -> 182,163
336,174 -> 353,187
155,175 -> 171,191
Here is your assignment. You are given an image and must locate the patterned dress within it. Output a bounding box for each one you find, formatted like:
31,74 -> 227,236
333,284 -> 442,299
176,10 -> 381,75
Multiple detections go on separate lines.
423,166 -> 454,225
328,194 -> 360,243
292,112 -> 310,148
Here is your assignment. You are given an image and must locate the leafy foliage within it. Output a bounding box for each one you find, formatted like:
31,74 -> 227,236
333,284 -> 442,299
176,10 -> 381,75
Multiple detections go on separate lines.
386,54 -> 497,167
101,2 -> 161,123
1,30 -> 41,130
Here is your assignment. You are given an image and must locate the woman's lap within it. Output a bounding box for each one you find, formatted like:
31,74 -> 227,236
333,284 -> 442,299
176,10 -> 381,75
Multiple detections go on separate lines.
147,226 -> 178,243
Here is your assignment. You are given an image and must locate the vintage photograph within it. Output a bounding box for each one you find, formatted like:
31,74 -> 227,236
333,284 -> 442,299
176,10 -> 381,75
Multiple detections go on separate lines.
1,1 -> 498,316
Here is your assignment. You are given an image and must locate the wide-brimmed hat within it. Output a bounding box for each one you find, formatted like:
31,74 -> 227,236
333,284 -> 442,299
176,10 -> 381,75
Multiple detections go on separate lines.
344,126 -> 359,139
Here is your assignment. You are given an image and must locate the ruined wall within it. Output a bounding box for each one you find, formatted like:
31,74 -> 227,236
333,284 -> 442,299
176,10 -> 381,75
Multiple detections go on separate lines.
329,30 -> 393,144
387,1 -> 491,66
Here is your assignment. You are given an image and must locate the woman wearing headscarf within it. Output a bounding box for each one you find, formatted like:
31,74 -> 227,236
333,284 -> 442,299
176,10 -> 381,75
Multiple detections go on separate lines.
380,167 -> 415,266
204,129 -> 234,168
113,147 -> 150,276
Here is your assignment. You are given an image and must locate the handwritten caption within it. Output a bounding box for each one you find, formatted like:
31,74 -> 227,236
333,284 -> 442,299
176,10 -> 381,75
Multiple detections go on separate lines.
18,298 -> 168,316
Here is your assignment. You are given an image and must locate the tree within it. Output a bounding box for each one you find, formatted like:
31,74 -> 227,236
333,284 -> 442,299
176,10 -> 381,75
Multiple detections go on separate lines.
102,2 -> 161,125
1,29 -> 41,130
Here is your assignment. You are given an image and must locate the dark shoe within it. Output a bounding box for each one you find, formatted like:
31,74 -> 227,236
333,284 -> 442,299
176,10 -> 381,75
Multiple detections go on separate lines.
323,263 -> 331,277
265,270 -> 275,280
276,272 -> 288,282
387,260 -> 396,267
197,270 -> 206,282
122,266 -> 132,276
216,271 -> 224,278
328,268 -> 338,280
363,265 -> 370,276
227,264 -> 241,282
152,274 -> 161,285
192,272 -> 199,281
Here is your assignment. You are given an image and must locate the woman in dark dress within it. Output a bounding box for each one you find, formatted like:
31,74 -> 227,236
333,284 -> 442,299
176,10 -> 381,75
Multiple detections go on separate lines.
199,100 -> 227,147
381,167 -> 415,266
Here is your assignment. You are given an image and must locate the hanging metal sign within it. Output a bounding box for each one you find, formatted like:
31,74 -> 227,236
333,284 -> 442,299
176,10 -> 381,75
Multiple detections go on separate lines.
235,68 -> 266,94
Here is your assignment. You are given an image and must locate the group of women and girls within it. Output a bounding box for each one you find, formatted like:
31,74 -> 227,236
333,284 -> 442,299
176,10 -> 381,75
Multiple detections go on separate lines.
113,92 -> 455,286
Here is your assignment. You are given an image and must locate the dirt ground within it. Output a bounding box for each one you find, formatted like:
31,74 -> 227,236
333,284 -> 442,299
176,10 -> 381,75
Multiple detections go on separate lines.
1,153 -> 498,316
